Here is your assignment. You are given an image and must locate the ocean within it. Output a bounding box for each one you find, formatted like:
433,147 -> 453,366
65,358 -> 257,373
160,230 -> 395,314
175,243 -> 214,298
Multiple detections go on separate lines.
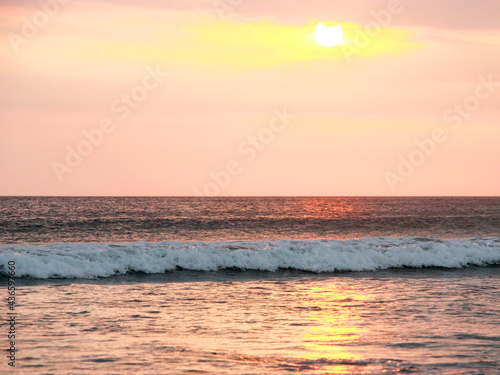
1,197 -> 499,374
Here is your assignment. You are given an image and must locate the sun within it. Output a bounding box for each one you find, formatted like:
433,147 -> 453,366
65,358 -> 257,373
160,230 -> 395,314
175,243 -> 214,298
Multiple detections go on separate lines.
314,22 -> 343,47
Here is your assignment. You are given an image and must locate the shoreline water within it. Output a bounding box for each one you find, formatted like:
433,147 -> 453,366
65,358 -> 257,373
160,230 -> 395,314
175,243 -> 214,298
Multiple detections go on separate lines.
5,265 -> 499,374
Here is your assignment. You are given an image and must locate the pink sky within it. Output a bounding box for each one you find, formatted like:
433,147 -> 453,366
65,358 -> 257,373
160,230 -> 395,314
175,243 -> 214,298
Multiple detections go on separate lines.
0,0 -> 499,196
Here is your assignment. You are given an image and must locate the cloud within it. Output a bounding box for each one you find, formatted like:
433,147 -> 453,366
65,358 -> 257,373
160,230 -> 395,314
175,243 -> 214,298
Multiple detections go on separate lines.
3,0 -> 499,30
218,0 -> 500,30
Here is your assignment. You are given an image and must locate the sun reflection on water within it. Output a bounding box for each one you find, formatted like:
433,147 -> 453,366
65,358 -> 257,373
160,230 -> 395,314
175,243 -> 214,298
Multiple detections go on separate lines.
297,284 -> 368,365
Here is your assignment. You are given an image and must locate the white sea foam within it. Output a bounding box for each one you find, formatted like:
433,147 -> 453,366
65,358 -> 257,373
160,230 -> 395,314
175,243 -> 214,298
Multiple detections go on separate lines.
1,238 -> 499,279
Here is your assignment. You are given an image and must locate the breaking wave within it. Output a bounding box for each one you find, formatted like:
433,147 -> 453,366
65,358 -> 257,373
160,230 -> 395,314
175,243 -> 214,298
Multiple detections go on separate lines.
1,237 -> 499,279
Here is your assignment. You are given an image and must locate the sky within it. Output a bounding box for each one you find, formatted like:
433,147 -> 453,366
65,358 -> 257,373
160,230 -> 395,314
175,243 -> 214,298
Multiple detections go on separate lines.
0,0 -> 499,196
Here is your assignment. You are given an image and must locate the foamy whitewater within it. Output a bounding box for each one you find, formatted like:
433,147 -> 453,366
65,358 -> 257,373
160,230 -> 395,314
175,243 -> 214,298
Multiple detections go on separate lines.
2,238 -> 500,279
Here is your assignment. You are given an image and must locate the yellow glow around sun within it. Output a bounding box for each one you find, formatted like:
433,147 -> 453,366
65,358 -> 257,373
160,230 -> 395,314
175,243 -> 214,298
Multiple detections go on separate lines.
14,12 -> 417,69
314,22 -> 343,47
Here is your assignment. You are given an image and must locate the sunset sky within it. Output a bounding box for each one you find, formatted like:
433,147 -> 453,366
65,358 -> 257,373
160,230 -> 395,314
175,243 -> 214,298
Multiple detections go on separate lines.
1,0 -> 499,196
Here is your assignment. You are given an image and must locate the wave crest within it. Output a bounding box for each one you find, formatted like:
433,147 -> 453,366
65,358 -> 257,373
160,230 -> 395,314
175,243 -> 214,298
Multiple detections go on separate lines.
1,238 -> 499,279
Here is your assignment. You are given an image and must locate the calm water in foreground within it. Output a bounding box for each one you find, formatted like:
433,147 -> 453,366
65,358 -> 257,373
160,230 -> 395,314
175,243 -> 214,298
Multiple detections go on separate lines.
1,197 -> 499,374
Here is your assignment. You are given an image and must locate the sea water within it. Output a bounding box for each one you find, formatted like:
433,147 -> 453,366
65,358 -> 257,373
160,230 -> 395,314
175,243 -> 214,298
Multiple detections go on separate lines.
1,197 -> 499,374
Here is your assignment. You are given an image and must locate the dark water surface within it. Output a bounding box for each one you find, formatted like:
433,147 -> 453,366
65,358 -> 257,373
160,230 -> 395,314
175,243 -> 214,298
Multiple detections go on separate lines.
1,196 -> 499,244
